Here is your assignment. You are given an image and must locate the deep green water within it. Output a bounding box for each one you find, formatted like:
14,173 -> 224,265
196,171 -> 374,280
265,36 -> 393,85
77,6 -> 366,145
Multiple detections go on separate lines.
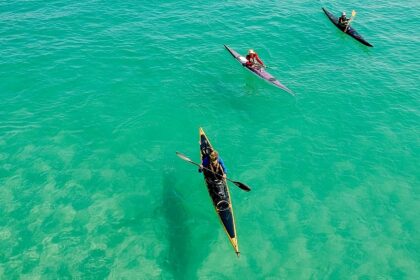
1,0 -> 419,279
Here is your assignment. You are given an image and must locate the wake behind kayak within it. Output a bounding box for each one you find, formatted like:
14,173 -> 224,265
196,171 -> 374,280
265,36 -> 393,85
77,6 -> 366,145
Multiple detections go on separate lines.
322,8 -> 373,47
224,45 -> 294,95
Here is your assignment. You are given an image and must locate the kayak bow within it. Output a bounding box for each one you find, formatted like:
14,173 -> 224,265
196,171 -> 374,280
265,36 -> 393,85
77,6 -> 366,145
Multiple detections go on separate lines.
224,45 -> 294,95
199,127 -> 240,256
322,8 -> 373,47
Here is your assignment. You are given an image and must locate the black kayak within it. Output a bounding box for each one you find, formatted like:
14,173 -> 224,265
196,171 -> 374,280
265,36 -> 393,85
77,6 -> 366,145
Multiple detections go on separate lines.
322,8 -> 373,47
199,128 -> 239,256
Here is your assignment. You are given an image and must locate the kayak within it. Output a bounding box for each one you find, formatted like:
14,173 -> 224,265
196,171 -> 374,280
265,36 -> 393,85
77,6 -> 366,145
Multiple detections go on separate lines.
199,127 -> 240,256
322,8 -> 373,47
224,45 -> 294,95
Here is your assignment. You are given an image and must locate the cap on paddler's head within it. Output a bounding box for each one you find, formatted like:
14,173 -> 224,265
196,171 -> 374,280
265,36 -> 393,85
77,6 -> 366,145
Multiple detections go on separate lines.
342,11 -> 346,16
248,49 -> 255,54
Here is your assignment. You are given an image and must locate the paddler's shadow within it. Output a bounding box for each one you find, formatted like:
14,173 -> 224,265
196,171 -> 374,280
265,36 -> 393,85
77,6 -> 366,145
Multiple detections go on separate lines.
160,171 -> 210,279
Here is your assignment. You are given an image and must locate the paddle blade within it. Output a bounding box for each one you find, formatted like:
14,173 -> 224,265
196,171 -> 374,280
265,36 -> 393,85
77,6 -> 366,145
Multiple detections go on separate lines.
351,10 -> 356,17
176,152 -> 192,163
233,181 -> 251,192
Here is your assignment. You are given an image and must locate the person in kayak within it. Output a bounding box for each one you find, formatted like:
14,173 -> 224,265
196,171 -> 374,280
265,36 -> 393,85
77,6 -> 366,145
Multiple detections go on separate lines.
245,49 -> 265,68
199,150 -> 227,179
338,11 -> 350,27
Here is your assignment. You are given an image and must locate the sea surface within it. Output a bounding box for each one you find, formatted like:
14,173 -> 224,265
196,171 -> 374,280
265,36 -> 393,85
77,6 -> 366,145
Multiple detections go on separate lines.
1,0 -> 419,279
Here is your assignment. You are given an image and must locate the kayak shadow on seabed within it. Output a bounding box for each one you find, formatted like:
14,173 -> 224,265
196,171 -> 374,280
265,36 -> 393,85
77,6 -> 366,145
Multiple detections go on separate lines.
160,171 -> 191,279
243,75 -> 298,99
243,75 -> 263,95
159,170 -> 210,279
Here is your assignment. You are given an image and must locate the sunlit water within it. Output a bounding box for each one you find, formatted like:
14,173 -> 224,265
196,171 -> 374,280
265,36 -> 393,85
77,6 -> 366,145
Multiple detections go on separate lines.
1,0 -> 419,278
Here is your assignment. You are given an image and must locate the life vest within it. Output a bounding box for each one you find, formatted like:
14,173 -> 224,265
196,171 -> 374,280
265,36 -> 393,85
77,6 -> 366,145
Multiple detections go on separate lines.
246,54 -> 258,64
209,160 -> 224,178
338,16 -> 349,26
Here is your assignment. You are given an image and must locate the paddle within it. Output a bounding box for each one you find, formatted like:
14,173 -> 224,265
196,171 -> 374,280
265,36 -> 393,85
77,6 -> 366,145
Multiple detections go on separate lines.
247,62 -> 265,70
344,10 -> 356,32
263,65 -> 278,70
255,62 -> 266,68
176,152 -> 251,192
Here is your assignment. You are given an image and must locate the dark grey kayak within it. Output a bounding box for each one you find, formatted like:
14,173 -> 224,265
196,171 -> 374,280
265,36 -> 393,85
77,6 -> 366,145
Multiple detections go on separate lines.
199,128 -> 239,256
322,8 -> 373,47
224,45 -> 294,95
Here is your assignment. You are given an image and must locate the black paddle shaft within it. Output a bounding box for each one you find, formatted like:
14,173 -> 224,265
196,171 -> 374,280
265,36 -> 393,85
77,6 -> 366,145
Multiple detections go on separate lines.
176,152 -> 251,192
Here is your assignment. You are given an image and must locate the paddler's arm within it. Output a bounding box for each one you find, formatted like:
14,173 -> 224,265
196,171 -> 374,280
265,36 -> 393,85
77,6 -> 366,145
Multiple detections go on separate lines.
245,55 -> 252,66
339,17 -> 348,26
198,157 -> 209,172
218,158 -> 227,178
255,55 -> 265,67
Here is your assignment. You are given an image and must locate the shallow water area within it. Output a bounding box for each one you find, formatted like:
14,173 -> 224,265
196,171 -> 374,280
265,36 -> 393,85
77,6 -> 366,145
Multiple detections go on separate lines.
1,0 -> 419,279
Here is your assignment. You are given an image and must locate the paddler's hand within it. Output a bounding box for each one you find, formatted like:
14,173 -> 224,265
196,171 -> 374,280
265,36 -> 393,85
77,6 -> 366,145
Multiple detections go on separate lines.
222,174 -> 226,179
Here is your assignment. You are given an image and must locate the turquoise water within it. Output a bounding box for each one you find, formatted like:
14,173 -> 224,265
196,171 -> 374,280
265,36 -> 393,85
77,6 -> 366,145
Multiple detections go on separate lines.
1,0 -> 419,278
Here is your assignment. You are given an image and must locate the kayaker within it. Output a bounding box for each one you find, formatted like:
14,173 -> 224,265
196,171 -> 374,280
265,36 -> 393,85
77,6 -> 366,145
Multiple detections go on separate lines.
338,11 -> 350,27
199,150 -> 227,179
246,49 -> 265,68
